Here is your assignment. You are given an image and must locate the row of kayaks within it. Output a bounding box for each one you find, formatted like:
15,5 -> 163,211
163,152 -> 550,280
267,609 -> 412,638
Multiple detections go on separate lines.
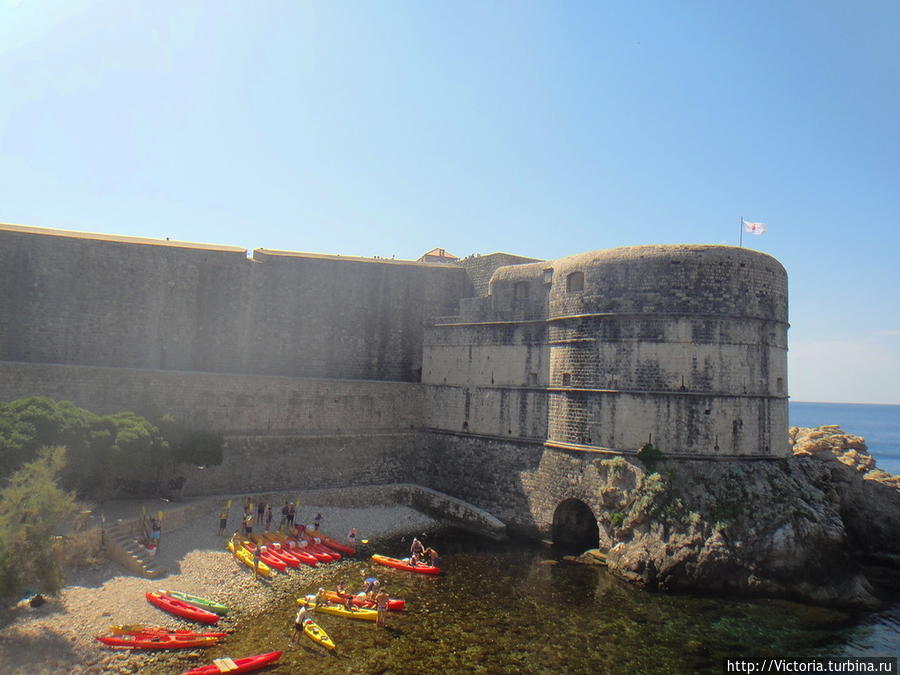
95,532 -> 441,672
96,623 -> 284,674
227,530 -> 354,576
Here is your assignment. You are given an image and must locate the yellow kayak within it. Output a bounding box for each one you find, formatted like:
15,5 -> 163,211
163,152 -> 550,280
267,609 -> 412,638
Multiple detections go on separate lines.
296,598 -> 377,622
303,618 -> 335,650
227,539 -> 273,577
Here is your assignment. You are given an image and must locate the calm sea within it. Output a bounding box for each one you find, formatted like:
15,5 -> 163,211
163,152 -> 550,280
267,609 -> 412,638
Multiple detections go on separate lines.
790,401 -> 900,476
168,531 -> 900,675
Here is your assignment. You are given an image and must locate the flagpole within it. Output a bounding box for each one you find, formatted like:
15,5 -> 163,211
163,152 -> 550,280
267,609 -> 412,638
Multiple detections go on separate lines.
739,216 -> 743,247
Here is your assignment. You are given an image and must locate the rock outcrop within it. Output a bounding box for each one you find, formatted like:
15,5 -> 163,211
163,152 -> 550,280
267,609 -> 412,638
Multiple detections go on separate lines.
595,426 -> 900,608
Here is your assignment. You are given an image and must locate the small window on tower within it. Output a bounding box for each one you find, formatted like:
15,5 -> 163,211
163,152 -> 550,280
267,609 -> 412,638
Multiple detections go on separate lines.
776,377 -> 784,393
566,271 -> 584,293
562,372 -> 572,386
543,268 -> 553,284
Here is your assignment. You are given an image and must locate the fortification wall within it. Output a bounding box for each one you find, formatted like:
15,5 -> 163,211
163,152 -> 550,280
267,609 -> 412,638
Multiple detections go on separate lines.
0,224 -> 471,381
459,252 -> 541,297
0,361 -> 423,435
180,433 -> 421,495
423,386 -> 549,439
423,244 -> 789,458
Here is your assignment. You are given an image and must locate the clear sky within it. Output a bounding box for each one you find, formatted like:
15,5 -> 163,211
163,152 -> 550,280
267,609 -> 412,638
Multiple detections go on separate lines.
1,1 -> 898,404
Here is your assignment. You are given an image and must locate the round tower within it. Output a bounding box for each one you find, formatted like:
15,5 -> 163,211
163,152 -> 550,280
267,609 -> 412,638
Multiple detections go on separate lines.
544,245 -> 788,457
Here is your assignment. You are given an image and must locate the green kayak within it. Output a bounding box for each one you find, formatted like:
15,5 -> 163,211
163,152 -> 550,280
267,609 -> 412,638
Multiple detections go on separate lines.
159,589 -> 229,616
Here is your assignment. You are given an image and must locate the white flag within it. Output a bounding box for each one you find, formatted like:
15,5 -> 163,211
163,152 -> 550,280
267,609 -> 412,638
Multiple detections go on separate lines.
742,219 -> 766,235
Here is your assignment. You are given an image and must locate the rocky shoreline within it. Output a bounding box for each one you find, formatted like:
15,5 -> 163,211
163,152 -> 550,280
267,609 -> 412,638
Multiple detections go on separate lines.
0,503 -> 438,675
600,426 -> 900,609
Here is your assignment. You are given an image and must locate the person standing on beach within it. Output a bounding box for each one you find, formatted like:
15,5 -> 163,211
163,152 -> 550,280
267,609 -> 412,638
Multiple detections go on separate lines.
243,510 -> 253,536
264,504 -> 273,532
313,512 -> 322,530
256,498 -> 266,526
217,506 -> 228,536
291,605 -> 309,643
375,587 -> 389,628
279,501 -> 289,530
287,502 -> 296,529
149,517 -> 161,549
252,545 -> 261,578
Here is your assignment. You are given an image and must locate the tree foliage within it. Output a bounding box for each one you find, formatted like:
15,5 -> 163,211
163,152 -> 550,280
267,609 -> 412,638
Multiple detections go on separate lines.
0,446 -> 77,597
0,397 -> 171,498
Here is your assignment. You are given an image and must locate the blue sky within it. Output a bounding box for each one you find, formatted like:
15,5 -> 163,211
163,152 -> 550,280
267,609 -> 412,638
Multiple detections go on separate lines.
1,1 -> 899,404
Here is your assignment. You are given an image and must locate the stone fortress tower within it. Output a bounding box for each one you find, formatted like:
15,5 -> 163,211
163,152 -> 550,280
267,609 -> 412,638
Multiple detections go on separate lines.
0,223 -> 789,540
423,245 -> 789,459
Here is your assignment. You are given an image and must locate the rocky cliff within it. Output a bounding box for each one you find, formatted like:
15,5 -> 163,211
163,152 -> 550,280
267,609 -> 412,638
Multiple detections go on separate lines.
596,426 -> 900,608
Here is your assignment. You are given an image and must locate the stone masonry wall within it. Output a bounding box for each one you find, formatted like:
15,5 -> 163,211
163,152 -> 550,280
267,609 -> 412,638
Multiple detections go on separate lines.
0,361 -> 423,435
179,433 -> 421,495
0,224 -> 471,382
459,252 -> 541,297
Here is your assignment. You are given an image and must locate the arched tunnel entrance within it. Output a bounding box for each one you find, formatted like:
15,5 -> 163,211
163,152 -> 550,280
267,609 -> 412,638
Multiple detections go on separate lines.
551,498 -> 600,552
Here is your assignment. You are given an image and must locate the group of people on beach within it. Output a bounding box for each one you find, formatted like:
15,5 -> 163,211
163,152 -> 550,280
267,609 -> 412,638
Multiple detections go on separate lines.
216,496 -> 323,538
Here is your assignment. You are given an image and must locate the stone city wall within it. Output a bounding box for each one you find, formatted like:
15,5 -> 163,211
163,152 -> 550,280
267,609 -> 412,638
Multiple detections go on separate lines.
0,361 -> 423,436
0,224 -> 471,382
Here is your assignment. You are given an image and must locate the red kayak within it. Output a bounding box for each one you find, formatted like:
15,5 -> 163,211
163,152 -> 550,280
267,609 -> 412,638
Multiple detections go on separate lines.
295,539 -> 338,563
240,541 -> 288,572
96,634 -> 220,649
306,528 -> 357,556
260,534 -> 318,567
372,554 -> 441,575
110,624 -> 227,638
280,539 -> 319,567
146,592 -> 220,624
182,650 -> 282,675
324,590 -> 406,611
261,543 -> 300,568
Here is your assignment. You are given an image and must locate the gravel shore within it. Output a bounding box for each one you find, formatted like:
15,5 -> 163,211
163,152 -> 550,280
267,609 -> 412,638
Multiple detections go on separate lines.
0,502 -> 437,675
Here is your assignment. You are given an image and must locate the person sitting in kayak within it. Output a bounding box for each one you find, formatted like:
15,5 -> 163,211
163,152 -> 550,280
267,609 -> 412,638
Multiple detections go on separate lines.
363,577 -> 379,598
334,581 -> 355,611
424,547 -> 440,567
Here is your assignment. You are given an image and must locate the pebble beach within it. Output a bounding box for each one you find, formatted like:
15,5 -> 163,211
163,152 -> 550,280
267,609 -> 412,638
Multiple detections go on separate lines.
0,502 -> 438,675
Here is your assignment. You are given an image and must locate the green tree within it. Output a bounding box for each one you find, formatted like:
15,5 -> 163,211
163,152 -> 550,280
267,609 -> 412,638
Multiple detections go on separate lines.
0,446 -> 77,597
0,397 -> 172,498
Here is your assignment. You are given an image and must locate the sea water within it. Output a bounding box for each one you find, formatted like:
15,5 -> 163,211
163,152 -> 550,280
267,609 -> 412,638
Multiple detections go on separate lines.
167,530 -> 899,675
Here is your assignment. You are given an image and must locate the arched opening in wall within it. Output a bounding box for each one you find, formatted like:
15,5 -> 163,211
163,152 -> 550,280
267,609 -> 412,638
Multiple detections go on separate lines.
552,498 -> 599,552
566,271 -> 584,292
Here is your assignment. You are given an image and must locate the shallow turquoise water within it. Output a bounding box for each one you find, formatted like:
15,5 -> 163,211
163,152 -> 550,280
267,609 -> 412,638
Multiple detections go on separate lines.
162,531 -> 899,674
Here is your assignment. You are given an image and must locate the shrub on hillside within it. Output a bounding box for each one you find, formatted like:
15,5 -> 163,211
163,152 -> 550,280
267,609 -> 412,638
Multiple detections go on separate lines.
0,446 -> 77,597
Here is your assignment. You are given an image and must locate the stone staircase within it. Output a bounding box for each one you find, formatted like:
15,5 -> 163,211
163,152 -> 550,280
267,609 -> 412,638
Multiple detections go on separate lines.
101,499 -> 218,579
103,521 -> 166,579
